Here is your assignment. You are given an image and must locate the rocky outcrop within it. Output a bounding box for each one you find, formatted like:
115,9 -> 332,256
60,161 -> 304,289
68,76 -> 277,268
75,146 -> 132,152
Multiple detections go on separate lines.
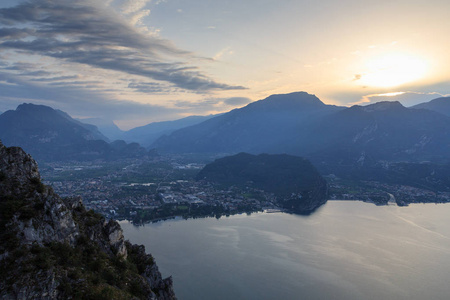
128,243 -> 177,300
0,140 -> 176,299
0,143 -> 79,248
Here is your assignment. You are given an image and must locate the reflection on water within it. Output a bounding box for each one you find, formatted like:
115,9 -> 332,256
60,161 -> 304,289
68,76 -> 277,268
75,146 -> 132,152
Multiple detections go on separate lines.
120,201 -> 450,300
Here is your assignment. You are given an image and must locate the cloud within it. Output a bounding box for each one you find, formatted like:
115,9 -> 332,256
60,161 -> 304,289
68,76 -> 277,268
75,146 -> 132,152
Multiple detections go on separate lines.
223,97 -> 252,106
173,97 -> 252,113
117,0 -> 152,26
174,99 -> 221,109
4,62 -> 41,72
349,92 -> 405,106
120,0 -> 150,14
48,80 -> 103,87
0,70 -> 183,129
0,0 -> 245,92
0,70 -> 250,129
129,9 -> 151,26
0,79 -> 18,86
213,47 -> 234,61
353,74 -> 362,81
128,80 -> 180,94
31,75 -> 80,82
350,91 -> 447,107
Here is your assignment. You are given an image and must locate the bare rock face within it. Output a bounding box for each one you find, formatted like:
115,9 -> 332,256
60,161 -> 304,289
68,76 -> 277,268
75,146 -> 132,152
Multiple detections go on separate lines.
145,265 -> 176,300
18,193 -> 80,247
0,140 -> 176,299
127,243 -> 177,300
105,219 -> 128,258
0,143 -> 40,195
0,141 -> 80,248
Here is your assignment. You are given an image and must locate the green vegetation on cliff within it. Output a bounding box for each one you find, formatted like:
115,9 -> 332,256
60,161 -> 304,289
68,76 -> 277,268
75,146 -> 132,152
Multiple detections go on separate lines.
0,141 -> 175,299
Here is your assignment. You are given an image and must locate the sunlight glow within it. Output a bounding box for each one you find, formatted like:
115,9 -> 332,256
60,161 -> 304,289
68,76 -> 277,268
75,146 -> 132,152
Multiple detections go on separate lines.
377,91 -> 406,97
358,54 -> 429,88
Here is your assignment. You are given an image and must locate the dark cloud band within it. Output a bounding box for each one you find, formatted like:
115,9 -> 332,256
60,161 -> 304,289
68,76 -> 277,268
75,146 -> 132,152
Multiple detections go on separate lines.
0,0 -> 245,92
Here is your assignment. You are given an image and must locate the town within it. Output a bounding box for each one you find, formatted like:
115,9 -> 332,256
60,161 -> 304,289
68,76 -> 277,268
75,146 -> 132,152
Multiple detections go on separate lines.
40,155 -> 450,224
40,155 -> 280,223
327,175 -> 450,206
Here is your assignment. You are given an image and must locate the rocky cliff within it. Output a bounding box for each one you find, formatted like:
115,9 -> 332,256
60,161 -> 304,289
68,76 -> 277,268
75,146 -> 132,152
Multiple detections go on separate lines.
0,141 -> 176,299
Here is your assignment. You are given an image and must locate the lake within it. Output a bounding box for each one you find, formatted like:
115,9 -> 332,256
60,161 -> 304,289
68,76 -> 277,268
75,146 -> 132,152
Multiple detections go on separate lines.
120,201 -> 450,300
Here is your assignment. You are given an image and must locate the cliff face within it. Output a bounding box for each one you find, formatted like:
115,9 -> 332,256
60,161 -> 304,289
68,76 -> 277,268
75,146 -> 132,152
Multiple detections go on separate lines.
0,141 -> 176,299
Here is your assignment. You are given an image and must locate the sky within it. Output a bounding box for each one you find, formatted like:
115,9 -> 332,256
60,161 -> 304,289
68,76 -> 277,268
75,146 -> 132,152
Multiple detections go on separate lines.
0,0 -> 449,129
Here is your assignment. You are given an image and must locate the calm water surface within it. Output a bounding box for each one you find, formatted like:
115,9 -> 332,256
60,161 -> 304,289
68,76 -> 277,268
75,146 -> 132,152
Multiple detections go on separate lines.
120,201 -> 450,300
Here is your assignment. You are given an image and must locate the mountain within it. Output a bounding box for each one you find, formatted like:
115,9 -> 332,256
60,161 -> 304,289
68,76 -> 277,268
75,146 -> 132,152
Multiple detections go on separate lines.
412,97 -> 450,117
77,117 -> 124,141
152,94 -> 450,163
77,115 -> 217,148
0,141 -> 176,299
306,101 -> 450,166
151,93 -> 450,183
152,92 -> 344,153
110,139 -> 157,157
196,153 -> 328,214
56,110 -> 110,142
123,115 -> 216,148
0,103 -> 148,162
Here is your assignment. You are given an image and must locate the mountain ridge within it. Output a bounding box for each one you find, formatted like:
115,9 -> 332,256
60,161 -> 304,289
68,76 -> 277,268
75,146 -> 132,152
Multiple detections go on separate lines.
151,93 -> 450,180
76,117 -> 124,141
122,115 -> 216,148
152,92 -> 344,154
360,100 -> 405,112
412,97 -> 450,117
0,103 -> 148,162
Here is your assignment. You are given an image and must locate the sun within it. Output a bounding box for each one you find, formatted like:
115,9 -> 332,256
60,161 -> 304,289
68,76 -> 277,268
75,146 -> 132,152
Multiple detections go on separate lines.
357,54 -> 429,88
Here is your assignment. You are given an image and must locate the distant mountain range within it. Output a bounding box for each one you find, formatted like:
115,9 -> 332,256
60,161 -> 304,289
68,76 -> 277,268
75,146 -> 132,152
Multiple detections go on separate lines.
79,115 -> 215,148
150,92 -> 450,183
2,93 -> 450,172
121,115 -> 216,148
305,100 -> 450,163
0,104 -> 148,162
412,96 -> 450,117
76,117 -> 124,142
153,92 -> 344,153
152,92 -> 450,162
55,110 -> 109,142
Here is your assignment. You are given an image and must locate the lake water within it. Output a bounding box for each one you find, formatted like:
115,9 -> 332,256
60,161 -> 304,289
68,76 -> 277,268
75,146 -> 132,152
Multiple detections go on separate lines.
120,201 -> 450,300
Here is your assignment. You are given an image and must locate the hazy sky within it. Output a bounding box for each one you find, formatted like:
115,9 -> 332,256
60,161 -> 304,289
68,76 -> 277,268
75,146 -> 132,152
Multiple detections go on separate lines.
0,0 -> 449,129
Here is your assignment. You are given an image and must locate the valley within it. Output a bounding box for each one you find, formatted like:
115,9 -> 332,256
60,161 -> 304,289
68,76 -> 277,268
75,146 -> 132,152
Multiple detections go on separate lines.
4,92 -> 450,223
40,154 -> 450,224
40,156 -> 280,223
